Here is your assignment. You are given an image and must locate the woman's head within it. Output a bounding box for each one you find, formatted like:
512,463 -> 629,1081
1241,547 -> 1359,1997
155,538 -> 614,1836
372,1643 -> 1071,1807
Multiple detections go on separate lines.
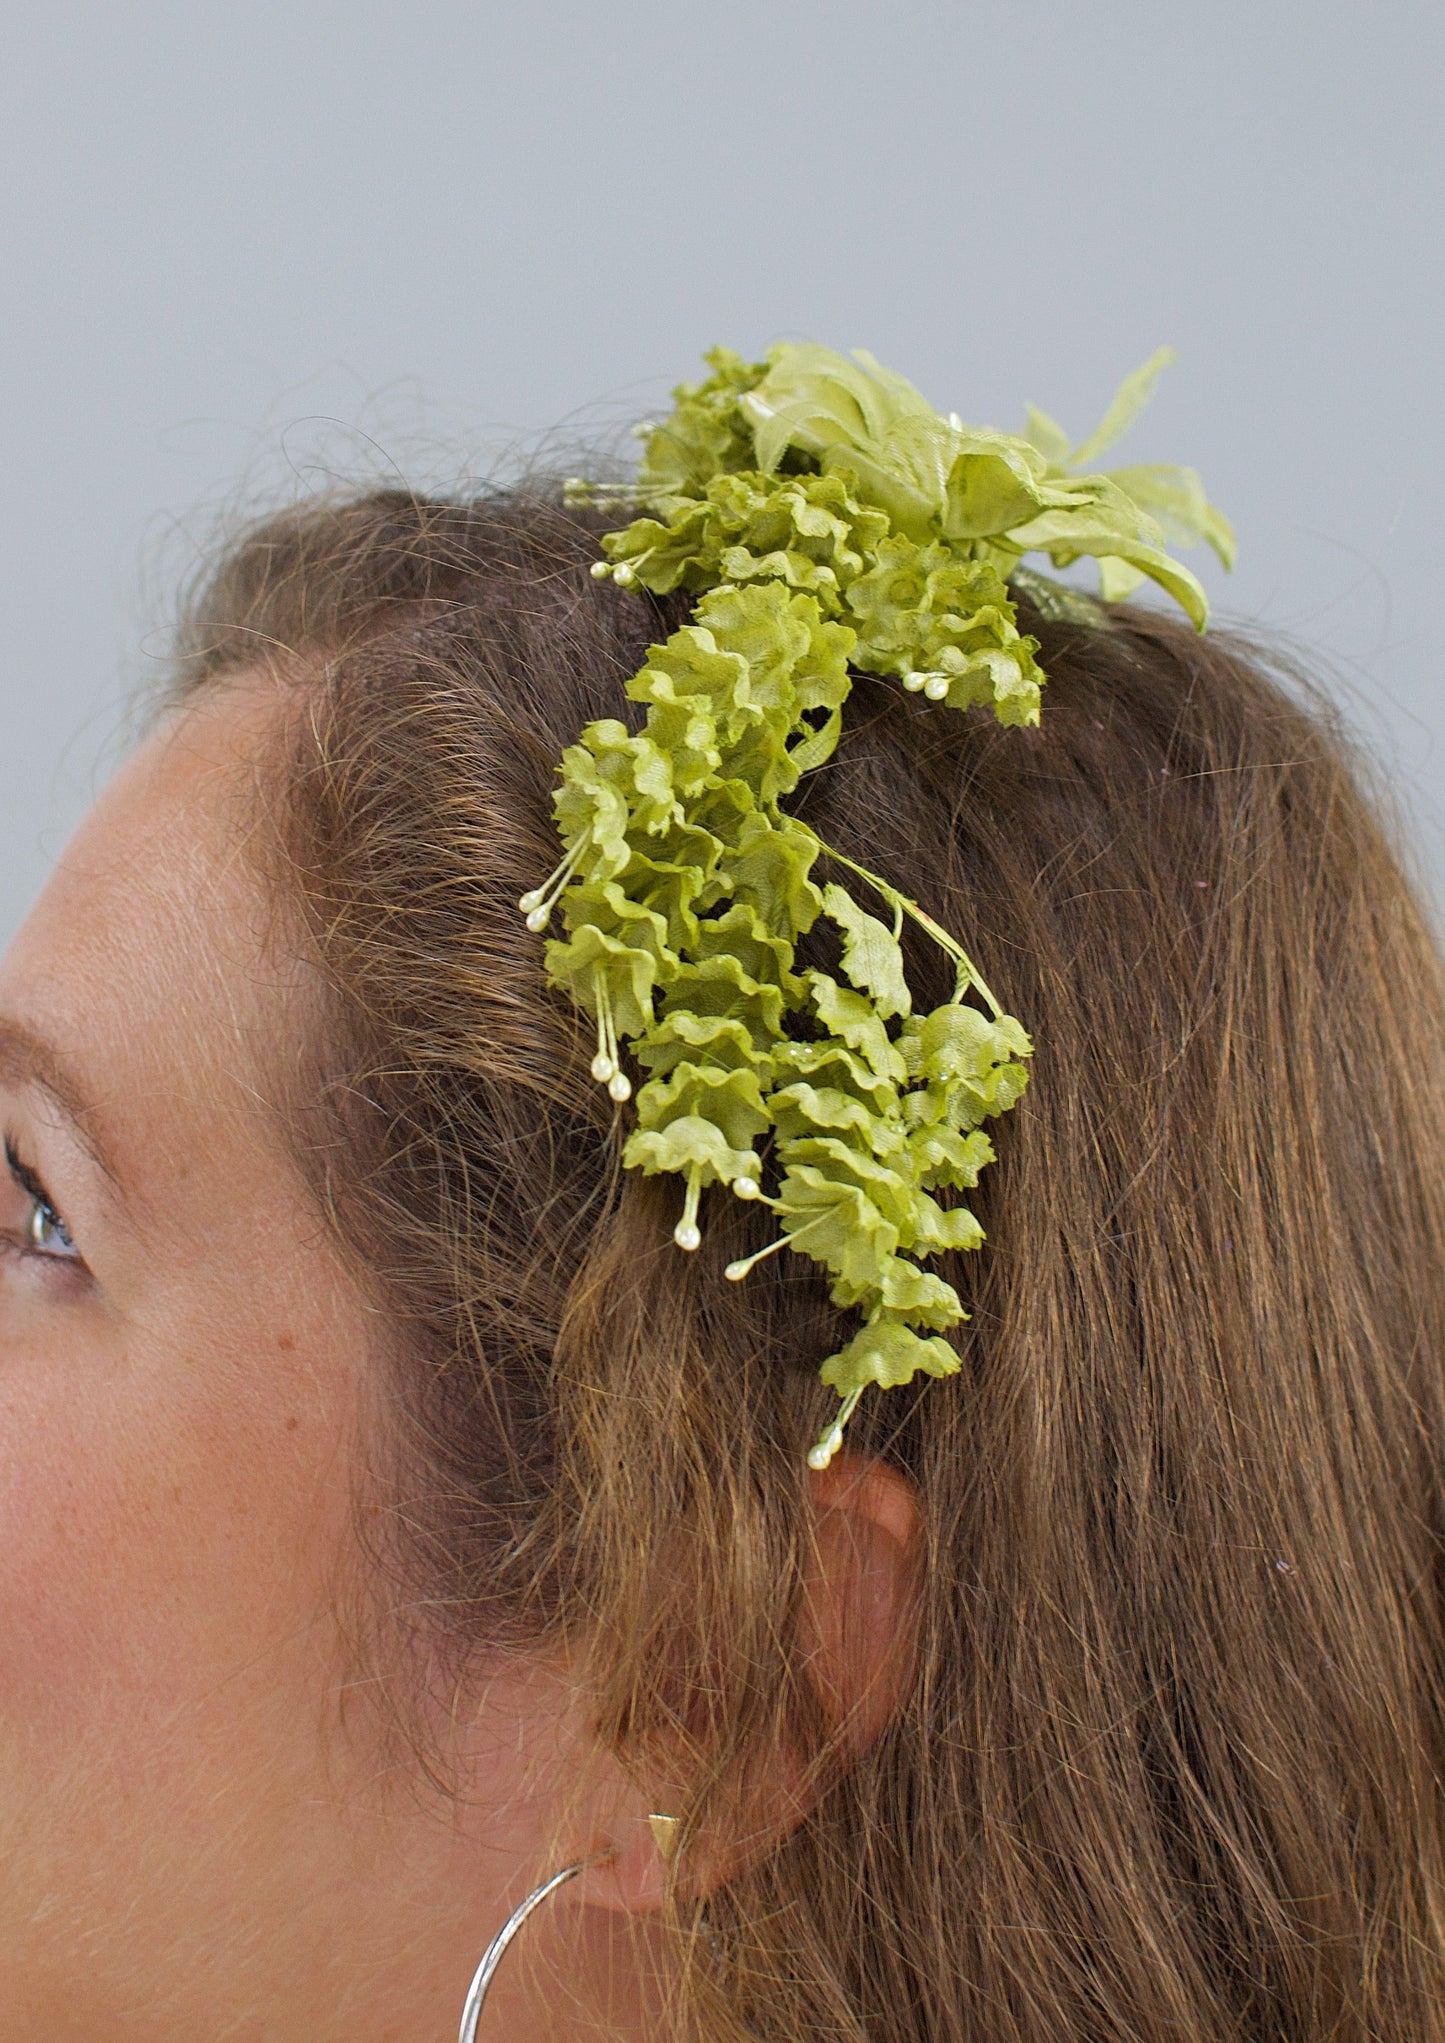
3,484 -> 1445,2040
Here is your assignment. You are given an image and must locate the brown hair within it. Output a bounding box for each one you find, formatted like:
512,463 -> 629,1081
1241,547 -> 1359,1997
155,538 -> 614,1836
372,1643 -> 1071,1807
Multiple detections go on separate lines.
172,486 -> 1445,2040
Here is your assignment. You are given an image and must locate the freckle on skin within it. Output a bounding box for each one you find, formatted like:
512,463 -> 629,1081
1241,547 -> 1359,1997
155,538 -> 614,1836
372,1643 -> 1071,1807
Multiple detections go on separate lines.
277,1332 -> 295,1352
285,1416 -> 300,1433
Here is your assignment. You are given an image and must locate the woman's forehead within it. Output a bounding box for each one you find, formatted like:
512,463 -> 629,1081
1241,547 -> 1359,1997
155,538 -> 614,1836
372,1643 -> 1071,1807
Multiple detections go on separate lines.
0,681 -> 299,1190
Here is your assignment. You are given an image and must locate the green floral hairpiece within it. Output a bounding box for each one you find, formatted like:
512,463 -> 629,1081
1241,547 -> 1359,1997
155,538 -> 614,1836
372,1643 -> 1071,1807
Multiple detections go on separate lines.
527,342 -> 1231,1468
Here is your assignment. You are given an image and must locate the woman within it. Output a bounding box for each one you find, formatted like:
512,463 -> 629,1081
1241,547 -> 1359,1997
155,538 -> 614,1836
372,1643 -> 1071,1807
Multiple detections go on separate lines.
2,344 -> 1444,2043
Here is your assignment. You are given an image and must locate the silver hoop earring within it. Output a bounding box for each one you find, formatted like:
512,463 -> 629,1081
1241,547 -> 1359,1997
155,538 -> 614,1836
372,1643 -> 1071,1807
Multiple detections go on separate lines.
456,1859 -> 586,2043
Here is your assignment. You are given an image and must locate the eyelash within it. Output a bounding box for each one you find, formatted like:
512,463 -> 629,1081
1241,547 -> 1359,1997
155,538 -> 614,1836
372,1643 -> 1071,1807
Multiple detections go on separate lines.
3,1135 -> 82,1264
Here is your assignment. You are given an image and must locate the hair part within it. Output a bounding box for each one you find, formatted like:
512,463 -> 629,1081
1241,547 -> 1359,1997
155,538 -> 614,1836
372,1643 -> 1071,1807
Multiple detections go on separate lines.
171,484 -> 1445,2041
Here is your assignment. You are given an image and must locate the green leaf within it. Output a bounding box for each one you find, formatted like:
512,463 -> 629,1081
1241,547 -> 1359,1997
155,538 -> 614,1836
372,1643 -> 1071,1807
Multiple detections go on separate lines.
630,625 -> 753,730
638,814 -> 728,888
1068,346 -> 1178,471
601,501 -> 714,595
720,715 -> 803,808
910,1195 -> 985,1255
778,1136 -> 917,1234
727,811 -> 823,938
819,1319 -> 961,1393
553,741 -> 634,879
623,1114 -> 760,1188
775,1164 -> 899,1291
558,721 -> 681,840
950,1062 -> 1031,1128
690,901 -> 803,998
1097,557 -> 1147,603
605,468 -> 893,618
941,442 -> 1052,541
844,533 -> 933,658
1022,403 -> 1073,468
787,704 -> 843,776
823,882 -> 911,1019
636,346 -> 771,498
1104,463 -> 1236,569
936,644 -> 1043,728
688,775 -> 759,855
661,955 -> 788,1042
1004,499 -> 1211,632
634,1061 -> 770,1152
767,1081 -> 889,1146
846,539 -> 1046,727
639,698 -> 722,798
558,879 -> 671,966
907,1124 -> 995,1190
769,1038 -> 901,1118
742,343 -> 937,473
807,971 -> 907,1082
695,581 -> 818,715
623,855 -> 706,954
544,923 -> 659,1038
878,1255 -> 966,1327
632,1012 -> 767,1078
912,1004 -> 1032,1130
918,1003 -> 1011,1083
740,348 -> 950,539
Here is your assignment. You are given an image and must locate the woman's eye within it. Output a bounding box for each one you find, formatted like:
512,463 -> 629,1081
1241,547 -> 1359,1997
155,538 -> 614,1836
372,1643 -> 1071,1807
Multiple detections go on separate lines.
4,1138 -> 83,1265
24,1193 -> 80,1260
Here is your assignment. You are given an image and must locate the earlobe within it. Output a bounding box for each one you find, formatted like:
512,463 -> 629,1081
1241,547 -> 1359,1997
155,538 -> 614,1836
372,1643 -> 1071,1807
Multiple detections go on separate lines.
580,1803 -> 681,1914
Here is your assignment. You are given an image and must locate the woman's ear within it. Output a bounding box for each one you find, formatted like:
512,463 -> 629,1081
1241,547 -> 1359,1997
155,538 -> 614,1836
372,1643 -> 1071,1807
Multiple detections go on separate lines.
573,1447 -> 924,1915
797,1447 -> 923,1759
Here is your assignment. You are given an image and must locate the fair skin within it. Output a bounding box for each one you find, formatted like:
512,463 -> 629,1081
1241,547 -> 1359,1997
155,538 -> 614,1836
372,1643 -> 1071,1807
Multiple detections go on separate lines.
0,677 -> 920,2042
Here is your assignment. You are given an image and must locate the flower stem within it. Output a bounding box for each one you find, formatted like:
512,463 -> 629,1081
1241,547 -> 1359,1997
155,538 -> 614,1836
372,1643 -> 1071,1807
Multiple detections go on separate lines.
807,1384 -> 867,1470
519,831 -> 591,932
724,1210 -> 829,1282
674,1167 -> 703,1252
802,827 -> 1004,1018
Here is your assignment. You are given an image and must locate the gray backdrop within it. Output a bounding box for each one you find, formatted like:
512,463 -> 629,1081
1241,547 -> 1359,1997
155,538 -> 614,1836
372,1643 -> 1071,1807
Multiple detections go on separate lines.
2,2 -> 1441,947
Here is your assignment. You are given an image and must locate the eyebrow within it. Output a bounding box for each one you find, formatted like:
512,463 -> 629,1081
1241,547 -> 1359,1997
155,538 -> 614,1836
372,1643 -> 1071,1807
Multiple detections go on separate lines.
0,1017 -> 119,1186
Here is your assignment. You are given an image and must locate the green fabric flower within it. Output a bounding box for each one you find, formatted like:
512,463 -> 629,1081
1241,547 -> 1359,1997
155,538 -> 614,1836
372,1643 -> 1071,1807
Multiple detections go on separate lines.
532,339 -> 1230,1465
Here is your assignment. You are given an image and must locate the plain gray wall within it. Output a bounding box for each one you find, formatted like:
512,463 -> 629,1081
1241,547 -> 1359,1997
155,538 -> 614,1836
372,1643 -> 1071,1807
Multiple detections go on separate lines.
2,1 -> 1441,948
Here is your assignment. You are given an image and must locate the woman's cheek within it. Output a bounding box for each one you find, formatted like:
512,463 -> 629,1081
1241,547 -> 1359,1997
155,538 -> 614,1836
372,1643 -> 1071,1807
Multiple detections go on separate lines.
0,1324 -> 359,1763
0,1382 -> 220,1742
